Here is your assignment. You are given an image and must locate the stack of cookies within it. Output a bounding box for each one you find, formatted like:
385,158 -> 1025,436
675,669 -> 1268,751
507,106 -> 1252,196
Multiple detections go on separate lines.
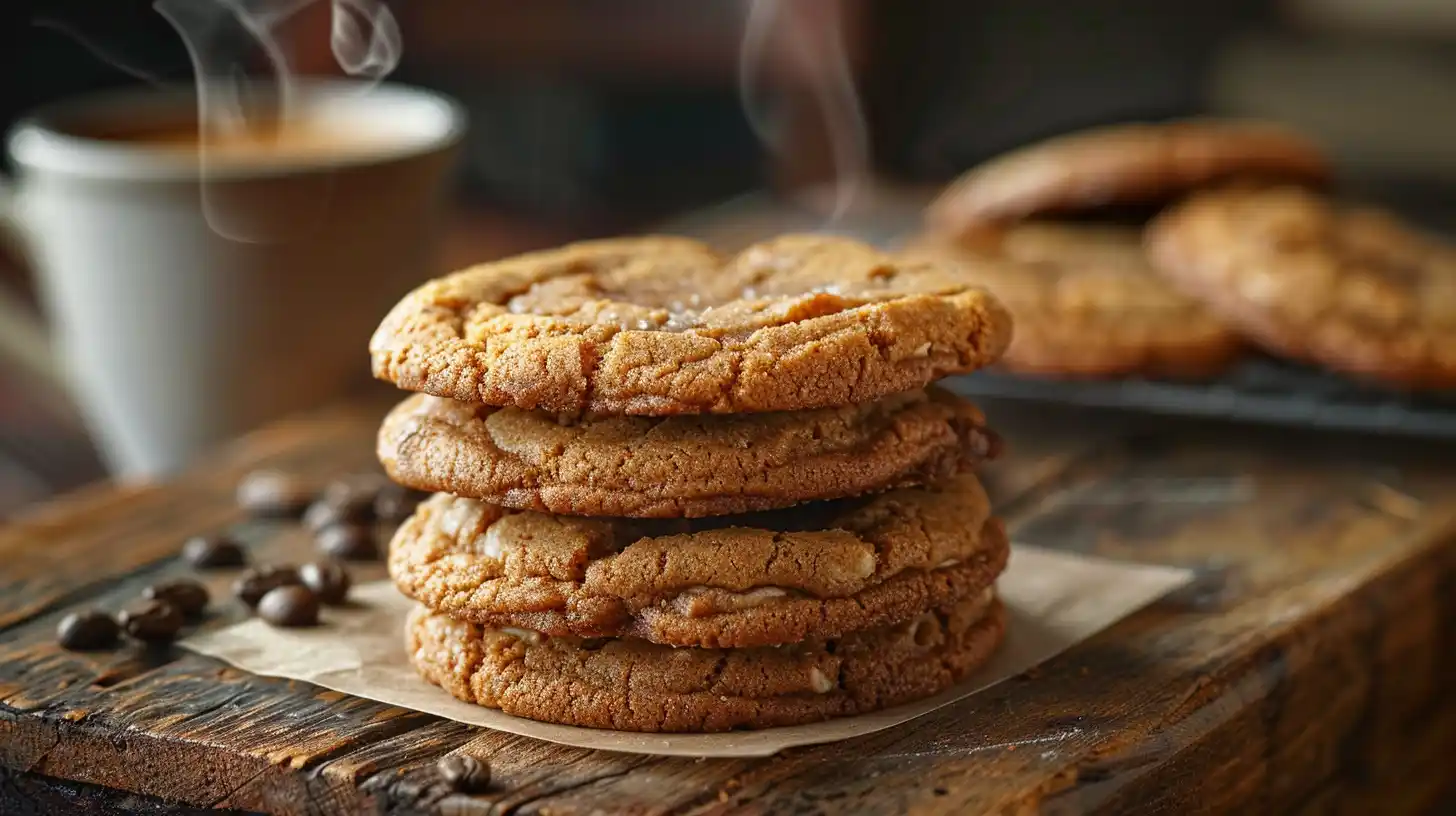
368,234 -> 1016,732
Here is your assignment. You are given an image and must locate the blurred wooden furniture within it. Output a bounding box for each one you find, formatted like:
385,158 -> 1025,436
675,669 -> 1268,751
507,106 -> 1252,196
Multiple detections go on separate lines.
0,396 -> 1452,814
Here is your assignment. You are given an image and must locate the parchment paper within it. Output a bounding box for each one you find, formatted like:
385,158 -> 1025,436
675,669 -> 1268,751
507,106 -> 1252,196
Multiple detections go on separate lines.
182,545 -> 1190,757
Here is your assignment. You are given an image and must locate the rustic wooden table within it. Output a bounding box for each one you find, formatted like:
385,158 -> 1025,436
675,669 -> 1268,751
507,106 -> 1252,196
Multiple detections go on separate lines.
1,396 -> 1452,815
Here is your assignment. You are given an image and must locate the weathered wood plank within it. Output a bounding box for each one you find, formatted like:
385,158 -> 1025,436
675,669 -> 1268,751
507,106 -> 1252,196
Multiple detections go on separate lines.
0,565 -> 420,814
0,403 -> 411,814
1,398 -> 1453,815
0,765 -> 244,815
521,430 -> 1456,815
0,405 -> 384,632
0,398 -> 1092,814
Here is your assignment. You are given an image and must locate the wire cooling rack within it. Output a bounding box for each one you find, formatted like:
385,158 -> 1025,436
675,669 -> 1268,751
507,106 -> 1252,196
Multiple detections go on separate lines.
944,361 -> 1456,441
662,188 -> 1456,441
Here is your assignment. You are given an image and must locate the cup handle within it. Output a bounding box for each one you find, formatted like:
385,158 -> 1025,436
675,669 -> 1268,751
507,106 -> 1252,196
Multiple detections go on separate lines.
0,175 -> 60,386
0,172 -> 20,246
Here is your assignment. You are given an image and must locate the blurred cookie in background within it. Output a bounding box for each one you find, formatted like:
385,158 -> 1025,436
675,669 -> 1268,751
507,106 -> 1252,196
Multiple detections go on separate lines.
1146,185 -> 1456,390
925,119 -> 1331,232
907,223 -> 1244,379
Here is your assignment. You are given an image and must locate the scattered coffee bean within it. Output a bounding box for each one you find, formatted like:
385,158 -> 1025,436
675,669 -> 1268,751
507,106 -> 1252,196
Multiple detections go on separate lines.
182,534 -> 247,569
375,483 -> 428,522
325,473 -> 388,511
56,609 -> 119,651
304,495 -> 374,532
236,469 -> 314,517
316,523 -> 379,561
119,600 -> 184,644
436,754 -> 490,793
298,560 -> 351,605
233,565 -> 302,607
256,585 -> 319,627
327,473 -> 389,501
143,579 -> 210,619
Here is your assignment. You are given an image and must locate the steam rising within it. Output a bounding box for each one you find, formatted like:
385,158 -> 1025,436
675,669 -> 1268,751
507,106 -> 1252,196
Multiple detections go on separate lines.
153,0 -> 402,241
738,0 -> 869,226
331,0 -> 400,79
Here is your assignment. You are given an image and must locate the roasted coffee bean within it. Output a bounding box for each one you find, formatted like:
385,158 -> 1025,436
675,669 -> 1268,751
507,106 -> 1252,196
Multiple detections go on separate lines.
304,495 -> 374,531
300,475 -> 386,532
316,523 -> 379,561
57,609 -> 119,651
256,585 -> 319,627
436,754 -> 490,792
143,579 -> 210,619
374,483 -> 427,522
326,473 -> 389,501
119,600 -> 184,644
181,534 -> 246,569
299,560 -> 351,605
236,470 -> 314,517
233,565 -> 302,607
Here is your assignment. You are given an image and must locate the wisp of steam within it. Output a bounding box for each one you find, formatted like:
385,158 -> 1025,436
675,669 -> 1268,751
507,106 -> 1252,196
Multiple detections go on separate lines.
153,0 -> 402,242
738,0 -> 870,228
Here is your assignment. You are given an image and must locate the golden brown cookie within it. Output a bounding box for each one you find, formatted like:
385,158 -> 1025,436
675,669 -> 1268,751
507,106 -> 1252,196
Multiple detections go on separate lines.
369,235 -> 1012,415
406,587 -> 1004,732
926,119 -> 1330,231
906,224 -> 1244,378
377,387 -> 999,518
1146,186 -> 1456,390
387,472 -> 1007,648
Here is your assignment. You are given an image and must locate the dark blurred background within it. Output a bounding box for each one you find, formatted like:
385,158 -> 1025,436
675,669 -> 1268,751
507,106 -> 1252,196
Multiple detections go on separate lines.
3,0 -> 1456,513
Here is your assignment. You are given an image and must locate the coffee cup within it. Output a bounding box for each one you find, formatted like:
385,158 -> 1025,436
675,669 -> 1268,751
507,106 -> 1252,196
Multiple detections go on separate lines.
0,80 -> 465,478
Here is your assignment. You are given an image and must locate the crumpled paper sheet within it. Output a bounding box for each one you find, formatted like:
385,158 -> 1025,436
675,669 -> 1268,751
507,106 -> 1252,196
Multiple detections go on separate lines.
183,545 -> 1191,757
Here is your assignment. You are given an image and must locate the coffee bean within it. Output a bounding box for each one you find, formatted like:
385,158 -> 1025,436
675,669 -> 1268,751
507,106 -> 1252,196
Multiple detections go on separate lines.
304,496 -> 374,532
119,600 -> 184,644
317,474 -> 388,522
375,483 -> 428,522
57,609 -> 119,651
233,565 -> 302,607
299,560 -> 351,605
316,523 -> 378,561
143,579 -> 210,619
182,534 -> 246,569
436,754 -> 490,792
256,585 -> 319,627
326,473 -> 388,502
236,470 -> 314,517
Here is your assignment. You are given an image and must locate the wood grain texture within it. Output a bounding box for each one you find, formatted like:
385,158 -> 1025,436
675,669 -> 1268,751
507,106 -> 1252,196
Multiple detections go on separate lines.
1,399 -> 1453,815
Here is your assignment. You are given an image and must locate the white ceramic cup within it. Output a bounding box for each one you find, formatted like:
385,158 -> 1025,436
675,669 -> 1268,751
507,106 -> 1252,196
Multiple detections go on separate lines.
0,81 -> 464,478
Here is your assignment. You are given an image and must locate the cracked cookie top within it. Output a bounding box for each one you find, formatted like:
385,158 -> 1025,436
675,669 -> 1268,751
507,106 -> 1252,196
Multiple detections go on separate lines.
1146,186 -> 1456,390
376,387 -> 999,518
406,588 -> 1004,732
387,472 -> 1006,648
926,119 -> 1330,230
906,223 -> 1244,379
369,234 -> 1012,415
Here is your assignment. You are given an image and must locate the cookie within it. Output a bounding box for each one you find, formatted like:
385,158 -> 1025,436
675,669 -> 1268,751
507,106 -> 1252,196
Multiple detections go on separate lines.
1146,186 -> 1456,390
926,119 -> 1330,230
387,472 -> 1007,648
369,235 -> 1013,415
377,387 -> 999,518
406,587 -> 1005,732
906,224 -> 1244,378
